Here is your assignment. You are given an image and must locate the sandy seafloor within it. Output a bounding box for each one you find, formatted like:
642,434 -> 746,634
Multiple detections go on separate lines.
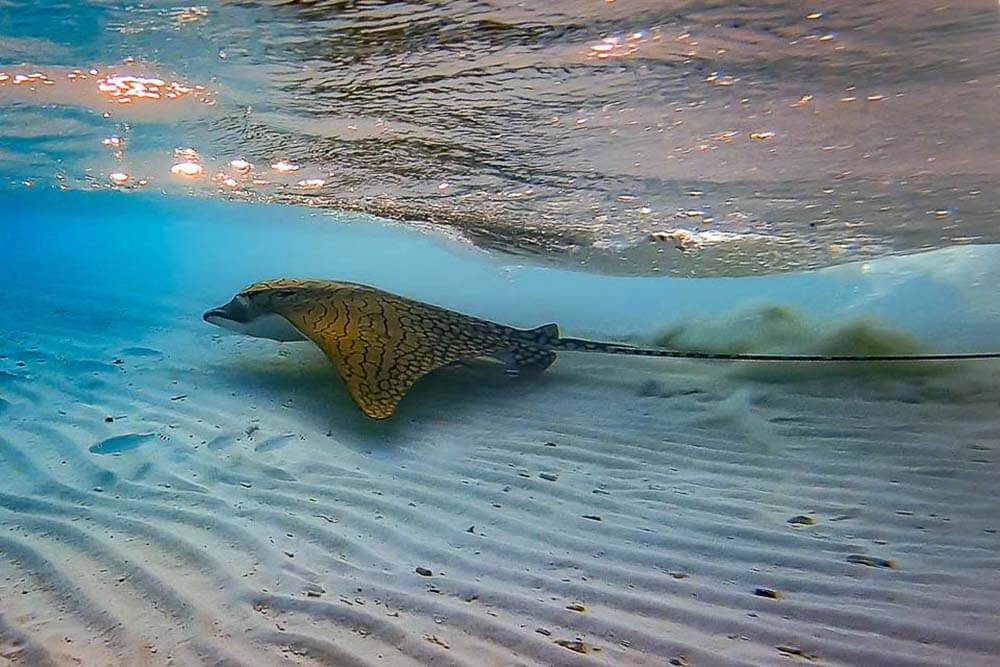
2,190 -> 1000,666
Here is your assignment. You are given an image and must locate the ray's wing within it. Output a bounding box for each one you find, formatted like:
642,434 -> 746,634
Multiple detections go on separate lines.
275,288 -> 511,419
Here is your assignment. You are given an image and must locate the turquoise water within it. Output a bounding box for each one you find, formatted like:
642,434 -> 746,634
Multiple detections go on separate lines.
3,188 -> 1000,665
7,188 -> 1000,354
3,2 -> 1000,665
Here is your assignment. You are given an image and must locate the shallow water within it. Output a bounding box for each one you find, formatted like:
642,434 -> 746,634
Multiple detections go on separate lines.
3,189 -> 1000,665
2,2 -> 1000,666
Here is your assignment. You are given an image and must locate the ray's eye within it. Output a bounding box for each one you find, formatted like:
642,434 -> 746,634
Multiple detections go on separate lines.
273,289 -> 297,298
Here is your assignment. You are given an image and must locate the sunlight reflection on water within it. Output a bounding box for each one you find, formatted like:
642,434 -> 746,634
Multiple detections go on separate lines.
0,0 -> 997,275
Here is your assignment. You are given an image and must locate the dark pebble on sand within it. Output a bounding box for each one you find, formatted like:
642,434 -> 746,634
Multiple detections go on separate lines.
554,639 -> 589,654
777,645 -> 818,661
754,587 -> 781,599
846,554 -> 896,569
539,473 -> 558,482
105,417 -> 114,423
582,515 -> 602,522
415,566 -> 433,577
536,627 -> 551,637
788,515 -> 816,527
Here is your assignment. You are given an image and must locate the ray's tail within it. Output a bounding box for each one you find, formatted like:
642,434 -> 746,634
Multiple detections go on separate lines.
550,336 -> 1000,363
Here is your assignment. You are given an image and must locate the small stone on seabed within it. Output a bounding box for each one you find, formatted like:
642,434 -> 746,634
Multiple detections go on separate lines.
539,472 -> 558,482
566,603 -> 586,612
788,515 -> 816,527
846,554 -> 896,569
582,514 -> 602,522
536,627 -> 551,636
555,639 -> 590,654
777,645 -> 819,661
297,178 -> 325,189
424,634 -> 449,649
109,172 -> 129,185
754,587 -> 781,599
415,566 -> 433,577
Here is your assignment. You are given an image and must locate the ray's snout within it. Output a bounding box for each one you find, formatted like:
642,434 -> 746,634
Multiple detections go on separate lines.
202,296 -> 249,325
202,291 -> 307,341
202,307 -> 229,322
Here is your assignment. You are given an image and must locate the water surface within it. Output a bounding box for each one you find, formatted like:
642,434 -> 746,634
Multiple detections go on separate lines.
1,0 -> 997,274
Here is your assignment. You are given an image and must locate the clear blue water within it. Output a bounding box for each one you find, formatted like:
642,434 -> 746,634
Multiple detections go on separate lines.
2,2 -> 1000,665
7,188 -> 1000,353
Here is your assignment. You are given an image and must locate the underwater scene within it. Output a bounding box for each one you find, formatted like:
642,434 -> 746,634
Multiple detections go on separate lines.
2,1 -> 1000,665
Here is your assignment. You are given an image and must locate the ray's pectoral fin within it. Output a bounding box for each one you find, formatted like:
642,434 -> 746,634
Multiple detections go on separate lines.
274,296 -> 506,420
503,346 -> 557,376
501,323 -> 559,376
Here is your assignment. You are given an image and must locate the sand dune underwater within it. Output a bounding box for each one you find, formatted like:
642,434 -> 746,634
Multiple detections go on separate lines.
2,190 -> 1000,665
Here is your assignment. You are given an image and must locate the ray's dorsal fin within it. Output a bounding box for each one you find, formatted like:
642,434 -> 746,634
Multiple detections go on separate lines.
272,285 -> 513,419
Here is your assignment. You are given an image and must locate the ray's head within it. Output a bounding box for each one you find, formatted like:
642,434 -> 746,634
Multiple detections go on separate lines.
202,279 -> 314,341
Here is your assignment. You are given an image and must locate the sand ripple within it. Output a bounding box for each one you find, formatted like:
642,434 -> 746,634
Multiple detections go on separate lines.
2,300 -> 999,666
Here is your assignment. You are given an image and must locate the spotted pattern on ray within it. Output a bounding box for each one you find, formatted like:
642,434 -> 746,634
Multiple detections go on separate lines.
243,279 -> 545,419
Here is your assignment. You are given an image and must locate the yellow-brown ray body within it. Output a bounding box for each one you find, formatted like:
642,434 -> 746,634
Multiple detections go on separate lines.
229,279 -> 556,419
205,279 -> 1000,420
